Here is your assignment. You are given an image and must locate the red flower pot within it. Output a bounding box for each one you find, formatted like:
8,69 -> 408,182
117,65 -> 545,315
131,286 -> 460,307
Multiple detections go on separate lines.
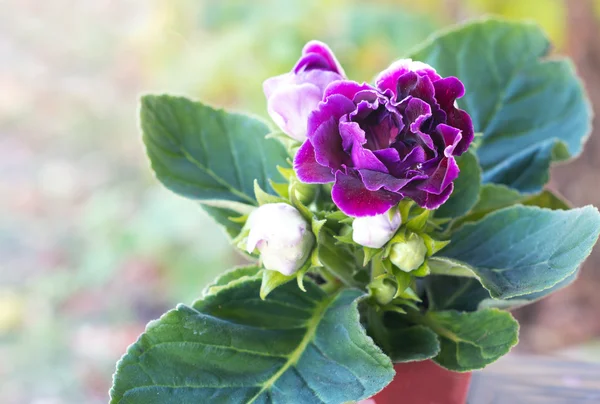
365,360 -> 472,404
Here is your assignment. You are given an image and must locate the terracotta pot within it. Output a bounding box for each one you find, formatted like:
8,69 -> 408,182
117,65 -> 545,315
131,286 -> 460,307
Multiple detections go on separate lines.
365,360 -> 472,404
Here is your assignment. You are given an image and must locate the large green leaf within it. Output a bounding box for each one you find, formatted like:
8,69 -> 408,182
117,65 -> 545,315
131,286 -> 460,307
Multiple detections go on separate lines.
141,95 -> 288,205
424,309 -> 519,371
425,272 -> 578,312
425,276 -> 491,312
110,279 -> 394,404
440,205 -> 600,299
381,312 -> 441,363
410,18 -> 591,193
458,184 -> 570,226
435,151 -> 481,219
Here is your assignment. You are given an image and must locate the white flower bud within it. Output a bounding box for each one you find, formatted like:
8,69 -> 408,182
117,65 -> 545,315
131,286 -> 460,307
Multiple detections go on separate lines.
246,203 -> 315,275
390,234 -> 427,273
352,210 -> 402,248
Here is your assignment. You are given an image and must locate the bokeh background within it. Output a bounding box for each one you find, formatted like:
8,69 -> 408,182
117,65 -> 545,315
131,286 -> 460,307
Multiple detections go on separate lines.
2,0 -> 600,402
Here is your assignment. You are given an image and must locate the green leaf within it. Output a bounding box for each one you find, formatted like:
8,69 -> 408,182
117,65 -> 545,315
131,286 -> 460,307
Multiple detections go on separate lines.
441,205 -> 600,299
410,18 -> 591,193
388,325 -> 440,363
457,184 -> 569,227
204,265 -> 262,296
254,180 -> 287,205
427,257 -> 476,278
425,271 -> 579,312
435,152 -> 481,219
522,189 -> 570,210
317,229 -> 362,288
425,276 -> 491,312
424,309 -> 519,371
110,279 -> 394,404
141,95 -> 288,204
381,311 -> 441,363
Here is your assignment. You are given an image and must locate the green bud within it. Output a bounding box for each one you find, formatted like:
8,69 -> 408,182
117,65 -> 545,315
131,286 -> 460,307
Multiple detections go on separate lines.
389,233 -> 427,272
368,274 -> 398,306
290,178 -> 316,206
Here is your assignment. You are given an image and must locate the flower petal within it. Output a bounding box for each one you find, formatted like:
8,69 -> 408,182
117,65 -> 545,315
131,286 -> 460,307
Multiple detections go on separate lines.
376,59 -> 440,100
295,40 -> 346,76
267,82 -> 323,142
332,169 -> 401,217
437,124 -> 463,157
433,77 -> 474,155
404,183 -> 454,210
418,157 -> 459,194
294,140 -> 336,184
324,80 -> 375,101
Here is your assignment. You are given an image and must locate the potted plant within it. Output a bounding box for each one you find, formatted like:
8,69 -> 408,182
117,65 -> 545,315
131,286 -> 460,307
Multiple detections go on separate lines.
109,17 -> 600,404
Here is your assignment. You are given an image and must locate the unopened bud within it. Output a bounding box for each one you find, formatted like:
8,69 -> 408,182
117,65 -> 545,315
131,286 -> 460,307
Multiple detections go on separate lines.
246,203 -> 315,275
390,233 -> 427,272
352,209 -> 402,249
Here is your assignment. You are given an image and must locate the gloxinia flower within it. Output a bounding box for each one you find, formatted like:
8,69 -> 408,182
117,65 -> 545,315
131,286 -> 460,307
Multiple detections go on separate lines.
294,58 -> 474,216
246,203 -> 315,275
263,41 -> 345,142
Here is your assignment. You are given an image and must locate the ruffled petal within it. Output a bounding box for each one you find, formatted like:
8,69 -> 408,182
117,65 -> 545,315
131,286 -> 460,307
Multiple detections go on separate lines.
295,40 -> 346,76
294,140 -> 335,183
332,169 -> 401,217
436,124 -> 463,157
433,77 -> 473,155
404,183 -> 454,210
324,80 -> 375,102
418,157 -> 459,194
359,169 -> 425,192
376,59 -> 440,100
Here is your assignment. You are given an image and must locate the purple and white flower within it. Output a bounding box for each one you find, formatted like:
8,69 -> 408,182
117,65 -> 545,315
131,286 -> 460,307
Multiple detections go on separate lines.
263,41 -> 345,142
292,56 -> 474,216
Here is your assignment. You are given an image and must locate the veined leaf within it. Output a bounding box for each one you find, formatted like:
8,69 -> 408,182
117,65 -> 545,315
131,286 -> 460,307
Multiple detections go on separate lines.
440,205 -> 600,299
141,95 -> 288,205
410,18 -> 591,193
110,279 -> 394,403
425,309 -> 519,371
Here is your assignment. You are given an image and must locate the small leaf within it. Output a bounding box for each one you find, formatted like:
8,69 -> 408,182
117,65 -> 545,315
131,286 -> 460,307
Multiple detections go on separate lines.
268,180 -> 290,199
425,309 -> 519,372
406,209 -> 429,232
110,279 -> 394,404
254,180 -> 287,205
260,269 -> 295,300
411,261 -> 430,277
204,265 -> 262,296
363,247 -> 379,266
311,218 -> 327,242
441,205 -> 600,299
289,183 -> 313,221
421,234 -> 450,256
435,151 -> 481,219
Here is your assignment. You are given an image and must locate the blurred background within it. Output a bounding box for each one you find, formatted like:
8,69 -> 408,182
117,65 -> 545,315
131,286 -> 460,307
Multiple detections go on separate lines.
2,0 -> 600,402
